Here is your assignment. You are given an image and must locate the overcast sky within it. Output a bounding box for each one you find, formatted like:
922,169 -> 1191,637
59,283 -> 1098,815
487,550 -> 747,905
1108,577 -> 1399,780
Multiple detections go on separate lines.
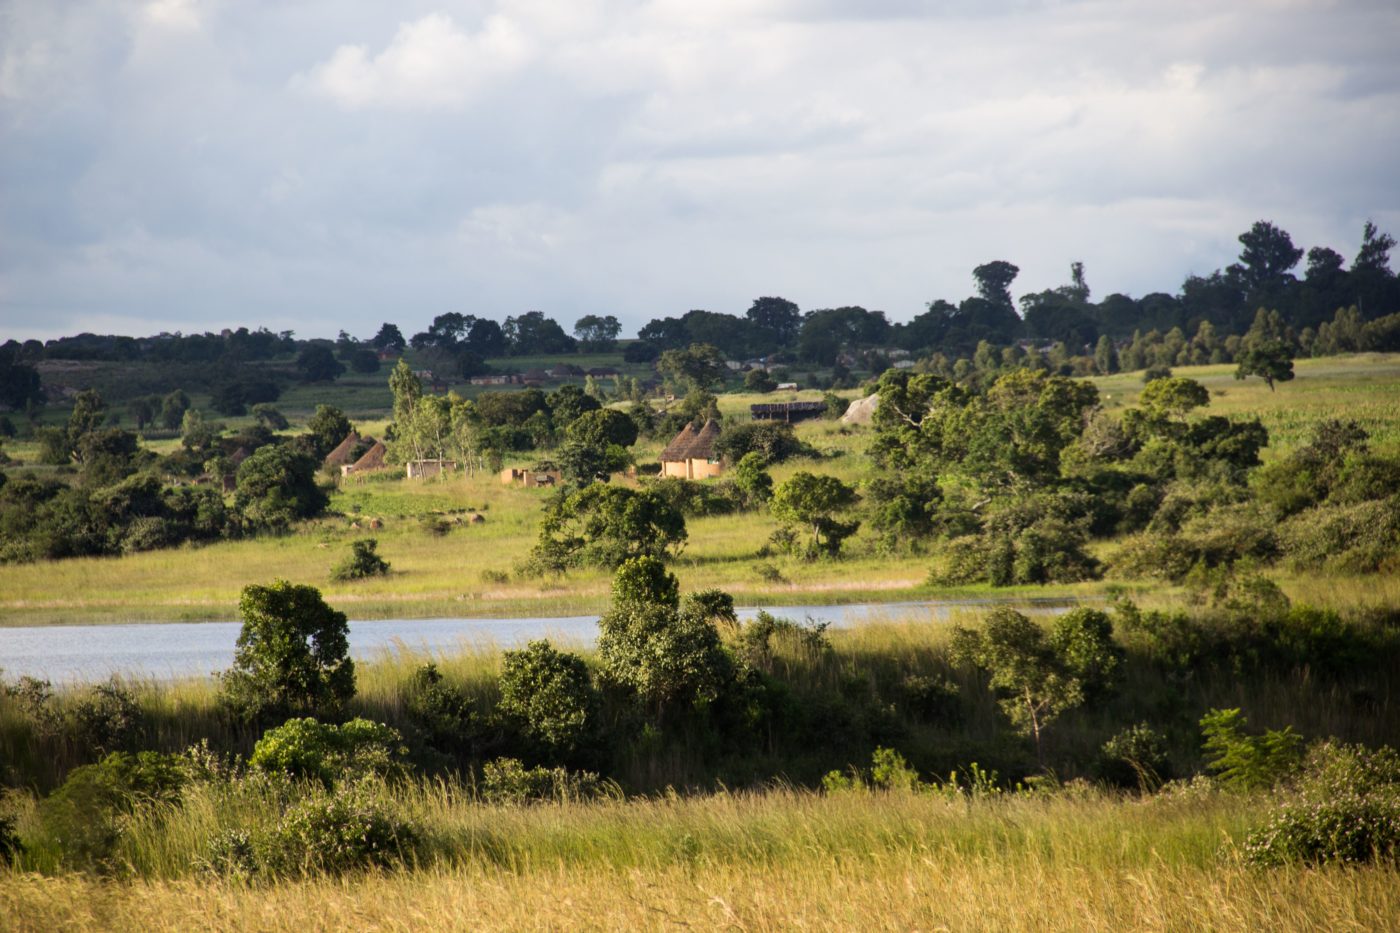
2,0 -> 1398,342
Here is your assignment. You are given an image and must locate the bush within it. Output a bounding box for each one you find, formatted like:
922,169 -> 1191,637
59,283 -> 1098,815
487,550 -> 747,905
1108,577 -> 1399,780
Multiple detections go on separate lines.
714,421 -> 813,464
402,664 -> 476,757
898,674 -> 961,727
1200,708 -> 1303,791
479,758 -> 606,806
250,718 -> 406,786
1246,742 -> 1400,866
497,640 -> 596,762
331,538 -> 391,581
69,679 -> 143,755
1097,723 -> 1171,790
220,580 -> 355,724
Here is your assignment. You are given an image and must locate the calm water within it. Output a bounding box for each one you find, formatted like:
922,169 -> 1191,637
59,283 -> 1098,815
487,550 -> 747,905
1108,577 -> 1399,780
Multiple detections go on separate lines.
0,599 -> 1077,683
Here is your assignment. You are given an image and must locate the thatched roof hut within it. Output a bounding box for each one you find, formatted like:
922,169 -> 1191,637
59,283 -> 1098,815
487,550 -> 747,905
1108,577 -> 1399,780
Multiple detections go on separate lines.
323,431 -> 361,469
346,439 -> 387,474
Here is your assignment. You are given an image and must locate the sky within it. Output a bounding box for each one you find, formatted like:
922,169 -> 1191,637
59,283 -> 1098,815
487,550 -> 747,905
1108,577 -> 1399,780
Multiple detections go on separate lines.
2,0 -> 1398,342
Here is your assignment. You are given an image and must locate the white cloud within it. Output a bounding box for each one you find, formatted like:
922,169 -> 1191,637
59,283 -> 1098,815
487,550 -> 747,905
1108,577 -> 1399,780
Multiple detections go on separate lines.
298,13 -> 533,110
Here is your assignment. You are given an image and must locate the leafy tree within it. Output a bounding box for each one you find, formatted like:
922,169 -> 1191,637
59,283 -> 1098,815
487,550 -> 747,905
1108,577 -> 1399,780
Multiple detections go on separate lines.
547,384 -> 601,431
296,345 -> 346,383
1236,220 -> 1303,295
713,421 -> 807,464
67,389 -> 107,451
179,409 -> 220,452
1200,708 -> 1303,790
951,607 -> 1112,764
657,343 -> 727,392
159,390 -> 191,430
250,717 -> 405,786
126,397 -> 156,431
771,472 -> 860,558
622,340 -> 660,363
252,403 -> 289,431
305,405 -> 353,460
1235,339 -> 1295,391
732,452 -> 773,507
595,557 -> 733,718
744,368 -> 777,393
530,484 -> 686,571
973,260 -> 1020,310
567,408 -> 639,450
220,580 -> 355,723
745,296 -> 802,347
497,640 -> 596,762
1138,376 -> 1210,420
371,322 -> 406,353
465,318 -> 507,358
504,311 -> 577,355
1093,335 -> 1119,374
0,356 -> 43,411
234,444 -> 328,529
573,314 -> 622,353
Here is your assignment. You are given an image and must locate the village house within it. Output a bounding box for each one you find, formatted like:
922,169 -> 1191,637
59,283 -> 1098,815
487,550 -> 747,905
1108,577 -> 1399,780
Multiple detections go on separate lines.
659,418 -> 723,480
499,466 -> 562,487
343,439 -> 387,477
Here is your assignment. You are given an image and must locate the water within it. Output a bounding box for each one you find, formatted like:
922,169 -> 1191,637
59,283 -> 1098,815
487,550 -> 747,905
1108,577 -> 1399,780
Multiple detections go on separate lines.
0,599 -> 1078,683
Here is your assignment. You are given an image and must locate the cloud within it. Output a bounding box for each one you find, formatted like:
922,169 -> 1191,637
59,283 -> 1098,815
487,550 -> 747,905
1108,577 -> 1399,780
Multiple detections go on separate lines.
298,13 -> 532,110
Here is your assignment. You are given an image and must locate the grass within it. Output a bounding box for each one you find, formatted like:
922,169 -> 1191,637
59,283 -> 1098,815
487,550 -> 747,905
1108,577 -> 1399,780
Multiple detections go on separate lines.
1,353 -> 1397,626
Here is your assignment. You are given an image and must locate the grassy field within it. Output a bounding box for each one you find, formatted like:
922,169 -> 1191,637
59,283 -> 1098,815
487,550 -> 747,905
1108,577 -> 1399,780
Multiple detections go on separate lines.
1,354 -> 1397,626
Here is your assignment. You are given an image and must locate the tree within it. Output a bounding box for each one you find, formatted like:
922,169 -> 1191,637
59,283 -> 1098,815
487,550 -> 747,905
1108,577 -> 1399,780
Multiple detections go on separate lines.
744,369 -> 777,393
504,311 -> 577,355
1235,340 -> 1295,391
657,343 -> 727,392
573,315 -> 622,353
732,452 -> 773,507
973,261 -> 1021,310
1237,220 -> 1303,295
1093,335 -> 1119,375
530,484 -> 686,572
67,389 -> 107,454
1138,376 -> 1210,420
465,318 -> 507,358
331,539 -> 390,581
951,607 -> 1114,764
0,356 -> 43,411
567,408 -> 638,449
252,403 -> 289,431
220,580 -> 355,723
296,345 -> 346,383
745,296 -> 802,348
234,444 -> 328,529
547,384 -> 601,431
595,557 -> 733,719
305,405 -> 353,460
770,472 -> 861,558
371,323 -> 406,353
497,640 -> 596,762
159,390 -> 191,430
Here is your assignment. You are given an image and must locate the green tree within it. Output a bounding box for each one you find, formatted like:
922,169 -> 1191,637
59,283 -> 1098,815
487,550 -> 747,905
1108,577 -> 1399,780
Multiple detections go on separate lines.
159,390 -> 191,430
530,484 -> 686,572
497,640 -> 596,762
1235,340 -> 1295,391
331,538 -> 390,581
1093,335 -> 1119,375
972,260 -> 1020,310
296,344 -> 346,383
951,607 -> 1116,764
1138,376 -> 1210,420
572,314 -> 622,353
371,322 -> 406,353
567,408 -> 638,449
744,368 -> 778,393
252,403 -> 289,431
657,343 -> 727,392
770,472 -> 860,558
235,444 -> 328,529
732,452 -> 773,507
220,580 -> 355,723
595,557 -> 733,718
305,405 -> 353,460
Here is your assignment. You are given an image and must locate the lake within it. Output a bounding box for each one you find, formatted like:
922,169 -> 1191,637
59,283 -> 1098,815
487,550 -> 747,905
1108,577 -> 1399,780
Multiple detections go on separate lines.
0,598 -> 1078,683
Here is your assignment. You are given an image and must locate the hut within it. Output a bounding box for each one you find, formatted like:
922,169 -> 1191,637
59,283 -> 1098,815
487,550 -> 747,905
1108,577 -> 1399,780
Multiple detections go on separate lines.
323,431 -> 361,471
499,467 -> 562,487
660,418 -> 723,480
344,440 -> 387,477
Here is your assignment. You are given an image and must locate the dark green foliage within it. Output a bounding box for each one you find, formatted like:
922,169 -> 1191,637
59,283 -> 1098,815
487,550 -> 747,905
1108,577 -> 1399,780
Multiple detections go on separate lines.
220,580 -> 355,724
296,345 -> 346,383
1200,708 -> 1303,791
897,674 -> 961,728
304,405 -> 353,460
32,751 -> 187,872
641,477 -> 742,517
714,420 -> 810,464
770,471 -> 860,559
596,558 -> 734,718
744,369 -> 777,392
497,641 -> 596,763
1235,339 -> 1295,391
731,452 -> 773,508
1097,723 -> 1171,790
69,679 -> 143,755
1246,741 -> 1400,866
234,444 -> 328,530
529,484 -> 686,572
331,538 -> 390,581
401,663 -> 476,759
479,758 -> 605,805
250,718 -> 406,786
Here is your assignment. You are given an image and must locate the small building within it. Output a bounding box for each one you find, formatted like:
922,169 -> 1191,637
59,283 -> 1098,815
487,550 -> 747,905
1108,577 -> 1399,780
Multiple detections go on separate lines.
323,431 -> 361,471
775,382 -> 798,391
750,401 -> 827,423
407,458 -> 457,480
470,373 -> 520,386
500,467 -> 562,488
344,440 -> 387,477
660,418 -> 723,480
521,368 -> 551,385
585,367 -> 620,378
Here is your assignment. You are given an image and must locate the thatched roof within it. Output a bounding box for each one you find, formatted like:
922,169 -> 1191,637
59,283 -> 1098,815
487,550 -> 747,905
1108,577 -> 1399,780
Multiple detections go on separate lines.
659,422 -> 697,461
685,418 -> 721,460
349,439 -> 387,472
323,431 -> 361,468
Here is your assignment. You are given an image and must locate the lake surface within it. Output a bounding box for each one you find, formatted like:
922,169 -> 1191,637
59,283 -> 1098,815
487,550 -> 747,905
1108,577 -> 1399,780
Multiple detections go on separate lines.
0,599 -> 1077,683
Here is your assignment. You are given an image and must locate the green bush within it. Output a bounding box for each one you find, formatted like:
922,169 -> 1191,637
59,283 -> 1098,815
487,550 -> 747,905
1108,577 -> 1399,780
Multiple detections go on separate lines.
250,718 -> 406,786
479,758 -> 606,806
401,663 -> 476,757
1246,742 -> 1400,866
497,640 -> 596,762
1200,708 -> 1303,791
330,538 -> 390,581
1097,723 -> 1171,790
69,679 -> 143,755
897,674 -> 961,727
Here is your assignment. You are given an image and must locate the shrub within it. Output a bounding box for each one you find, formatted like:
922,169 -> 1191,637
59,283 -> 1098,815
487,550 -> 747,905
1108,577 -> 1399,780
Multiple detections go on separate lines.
402,664 -> 476,756
69,679 -> 143,755
898,674 -> 961,727
714,421 -> 813,464
732,611 -> 831,675
1097,723 -> 1171,790
1246,742 -> 1400,866
247,782 -> 417,877
220,580 -> 355,724
331,538 -> 391,581
1200,708 -> 1303,791
480,758 -> 605,805
497,640 -> 596,762
250,718 -> 406,786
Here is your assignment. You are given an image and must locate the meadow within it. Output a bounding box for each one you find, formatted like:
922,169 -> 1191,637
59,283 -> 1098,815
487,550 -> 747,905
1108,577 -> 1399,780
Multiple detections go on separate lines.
2,353 -> 1398,627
